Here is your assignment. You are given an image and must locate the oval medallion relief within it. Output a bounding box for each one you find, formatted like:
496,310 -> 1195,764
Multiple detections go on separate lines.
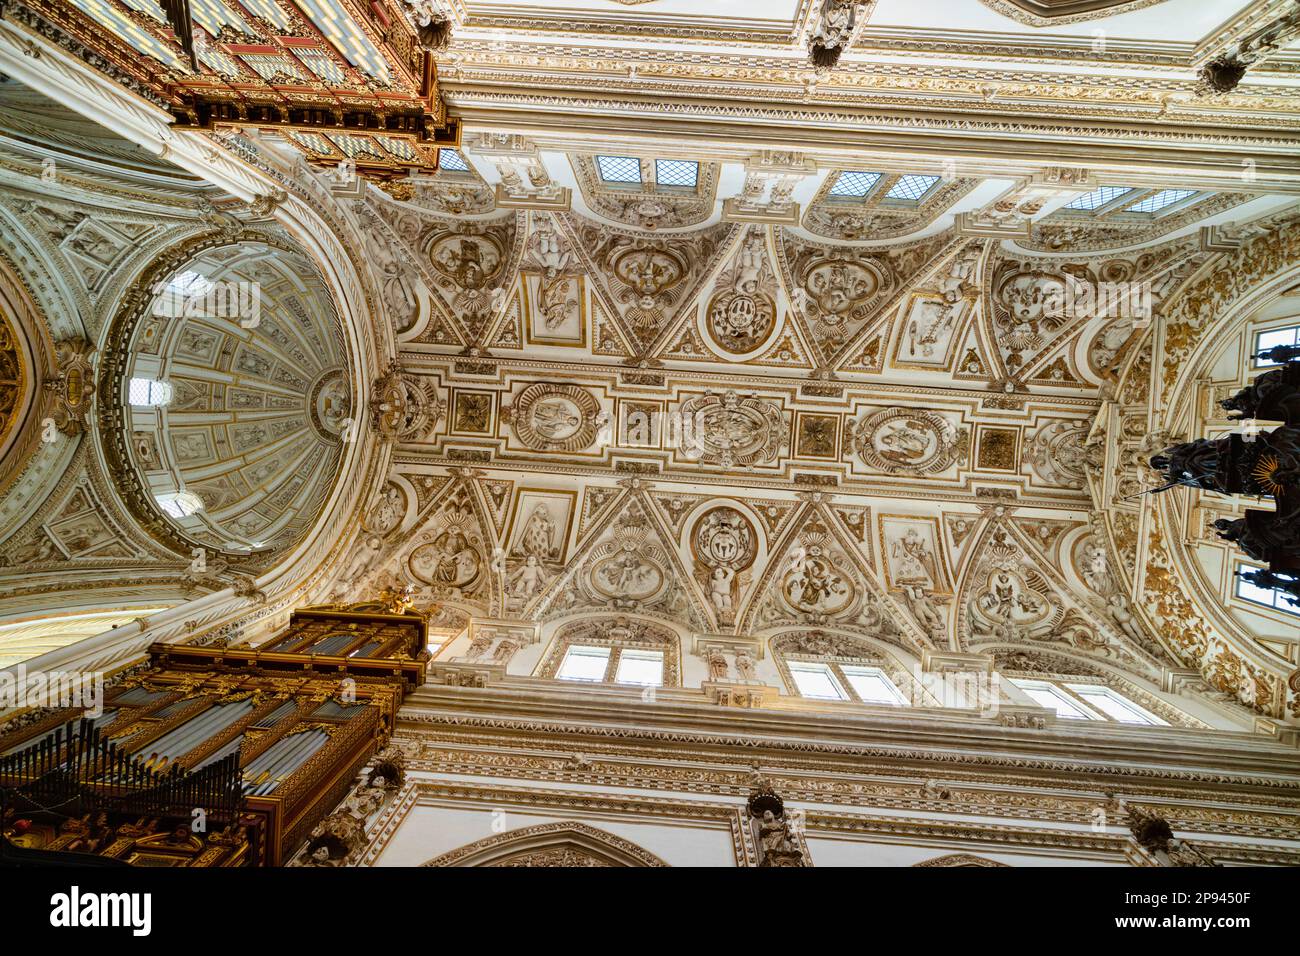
510,383 -> 601,452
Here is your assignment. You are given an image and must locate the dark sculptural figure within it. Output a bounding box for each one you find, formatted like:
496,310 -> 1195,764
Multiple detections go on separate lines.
1213,516 -> 1300,569
1257,343 -> 1300,365
1148,439 -> 1224,493
1150,427 -> 1299,498
1220,355 -> 1300,425
1152,403 -> 1300,582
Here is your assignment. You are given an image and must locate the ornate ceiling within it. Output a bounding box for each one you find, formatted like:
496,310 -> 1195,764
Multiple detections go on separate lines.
334,138 -> 1298,721
0,0 -> 1297,737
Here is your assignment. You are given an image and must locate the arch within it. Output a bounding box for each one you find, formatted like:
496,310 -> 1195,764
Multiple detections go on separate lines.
421,822 -> 669,867
914,853 -> 1009,867
767,627 -> 937,706
992,646 -> 1206,728
1154,273 -> 1300,655
1100,230 -> 1300,717
0,243 -> 68,538
534,615 -> 683,686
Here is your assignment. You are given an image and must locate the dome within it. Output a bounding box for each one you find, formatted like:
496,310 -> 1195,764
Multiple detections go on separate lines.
0,308 -> 26,462
114,240 -> 349,559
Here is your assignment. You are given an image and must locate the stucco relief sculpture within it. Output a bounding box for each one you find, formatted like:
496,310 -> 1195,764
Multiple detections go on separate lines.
1027,421 -> 1093,490
852,408 -> 969,476
363,483 -> 407,537
369,361 -> 444,443
506,383 -> 601,452
691,506 -> 758,627
677,391 -> 788,468
704,228 -> 779,356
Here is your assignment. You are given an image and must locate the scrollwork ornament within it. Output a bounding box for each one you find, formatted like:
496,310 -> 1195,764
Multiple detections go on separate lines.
369,361 -> 444,443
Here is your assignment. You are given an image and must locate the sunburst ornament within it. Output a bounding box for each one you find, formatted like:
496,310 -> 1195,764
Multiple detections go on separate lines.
1251,454 -> 1286,496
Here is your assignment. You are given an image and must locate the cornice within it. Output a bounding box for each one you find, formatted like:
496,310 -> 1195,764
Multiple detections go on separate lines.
401,734 -> 1300,836
443,91 -> 1300,179
435,45 -> 1300,124
1191,0 -> 1298,66
398,683 -> 1300,789
401,777 -> 1135,859
391,456 -> 1095,510
397,349 -> 1106,402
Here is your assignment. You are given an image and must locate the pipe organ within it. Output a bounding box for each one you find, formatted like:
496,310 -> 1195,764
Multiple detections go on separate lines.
0,605 -> 428,866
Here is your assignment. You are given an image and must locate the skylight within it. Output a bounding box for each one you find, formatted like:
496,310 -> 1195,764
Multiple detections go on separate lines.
1064,186 -> 1133,211
1010,679 -> 1099,720
886,174 -> 940,202
166,270 -> 213,298
789,663 -> 846,701
1066,684 -> 1166,725
614,649 -> 664,686
439,149 -> 470,172
152,270 -> 213,318
557,645 -> 610,682
841,666 -> 907,706
655,159 -> 699,188
829,170 -> 882,198
1126,189 -> 1198,214
596,155 -> 642,184
155,491 -> 204,518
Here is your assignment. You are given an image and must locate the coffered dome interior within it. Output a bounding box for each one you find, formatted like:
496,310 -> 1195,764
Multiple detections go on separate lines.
122,242 -> 350,557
